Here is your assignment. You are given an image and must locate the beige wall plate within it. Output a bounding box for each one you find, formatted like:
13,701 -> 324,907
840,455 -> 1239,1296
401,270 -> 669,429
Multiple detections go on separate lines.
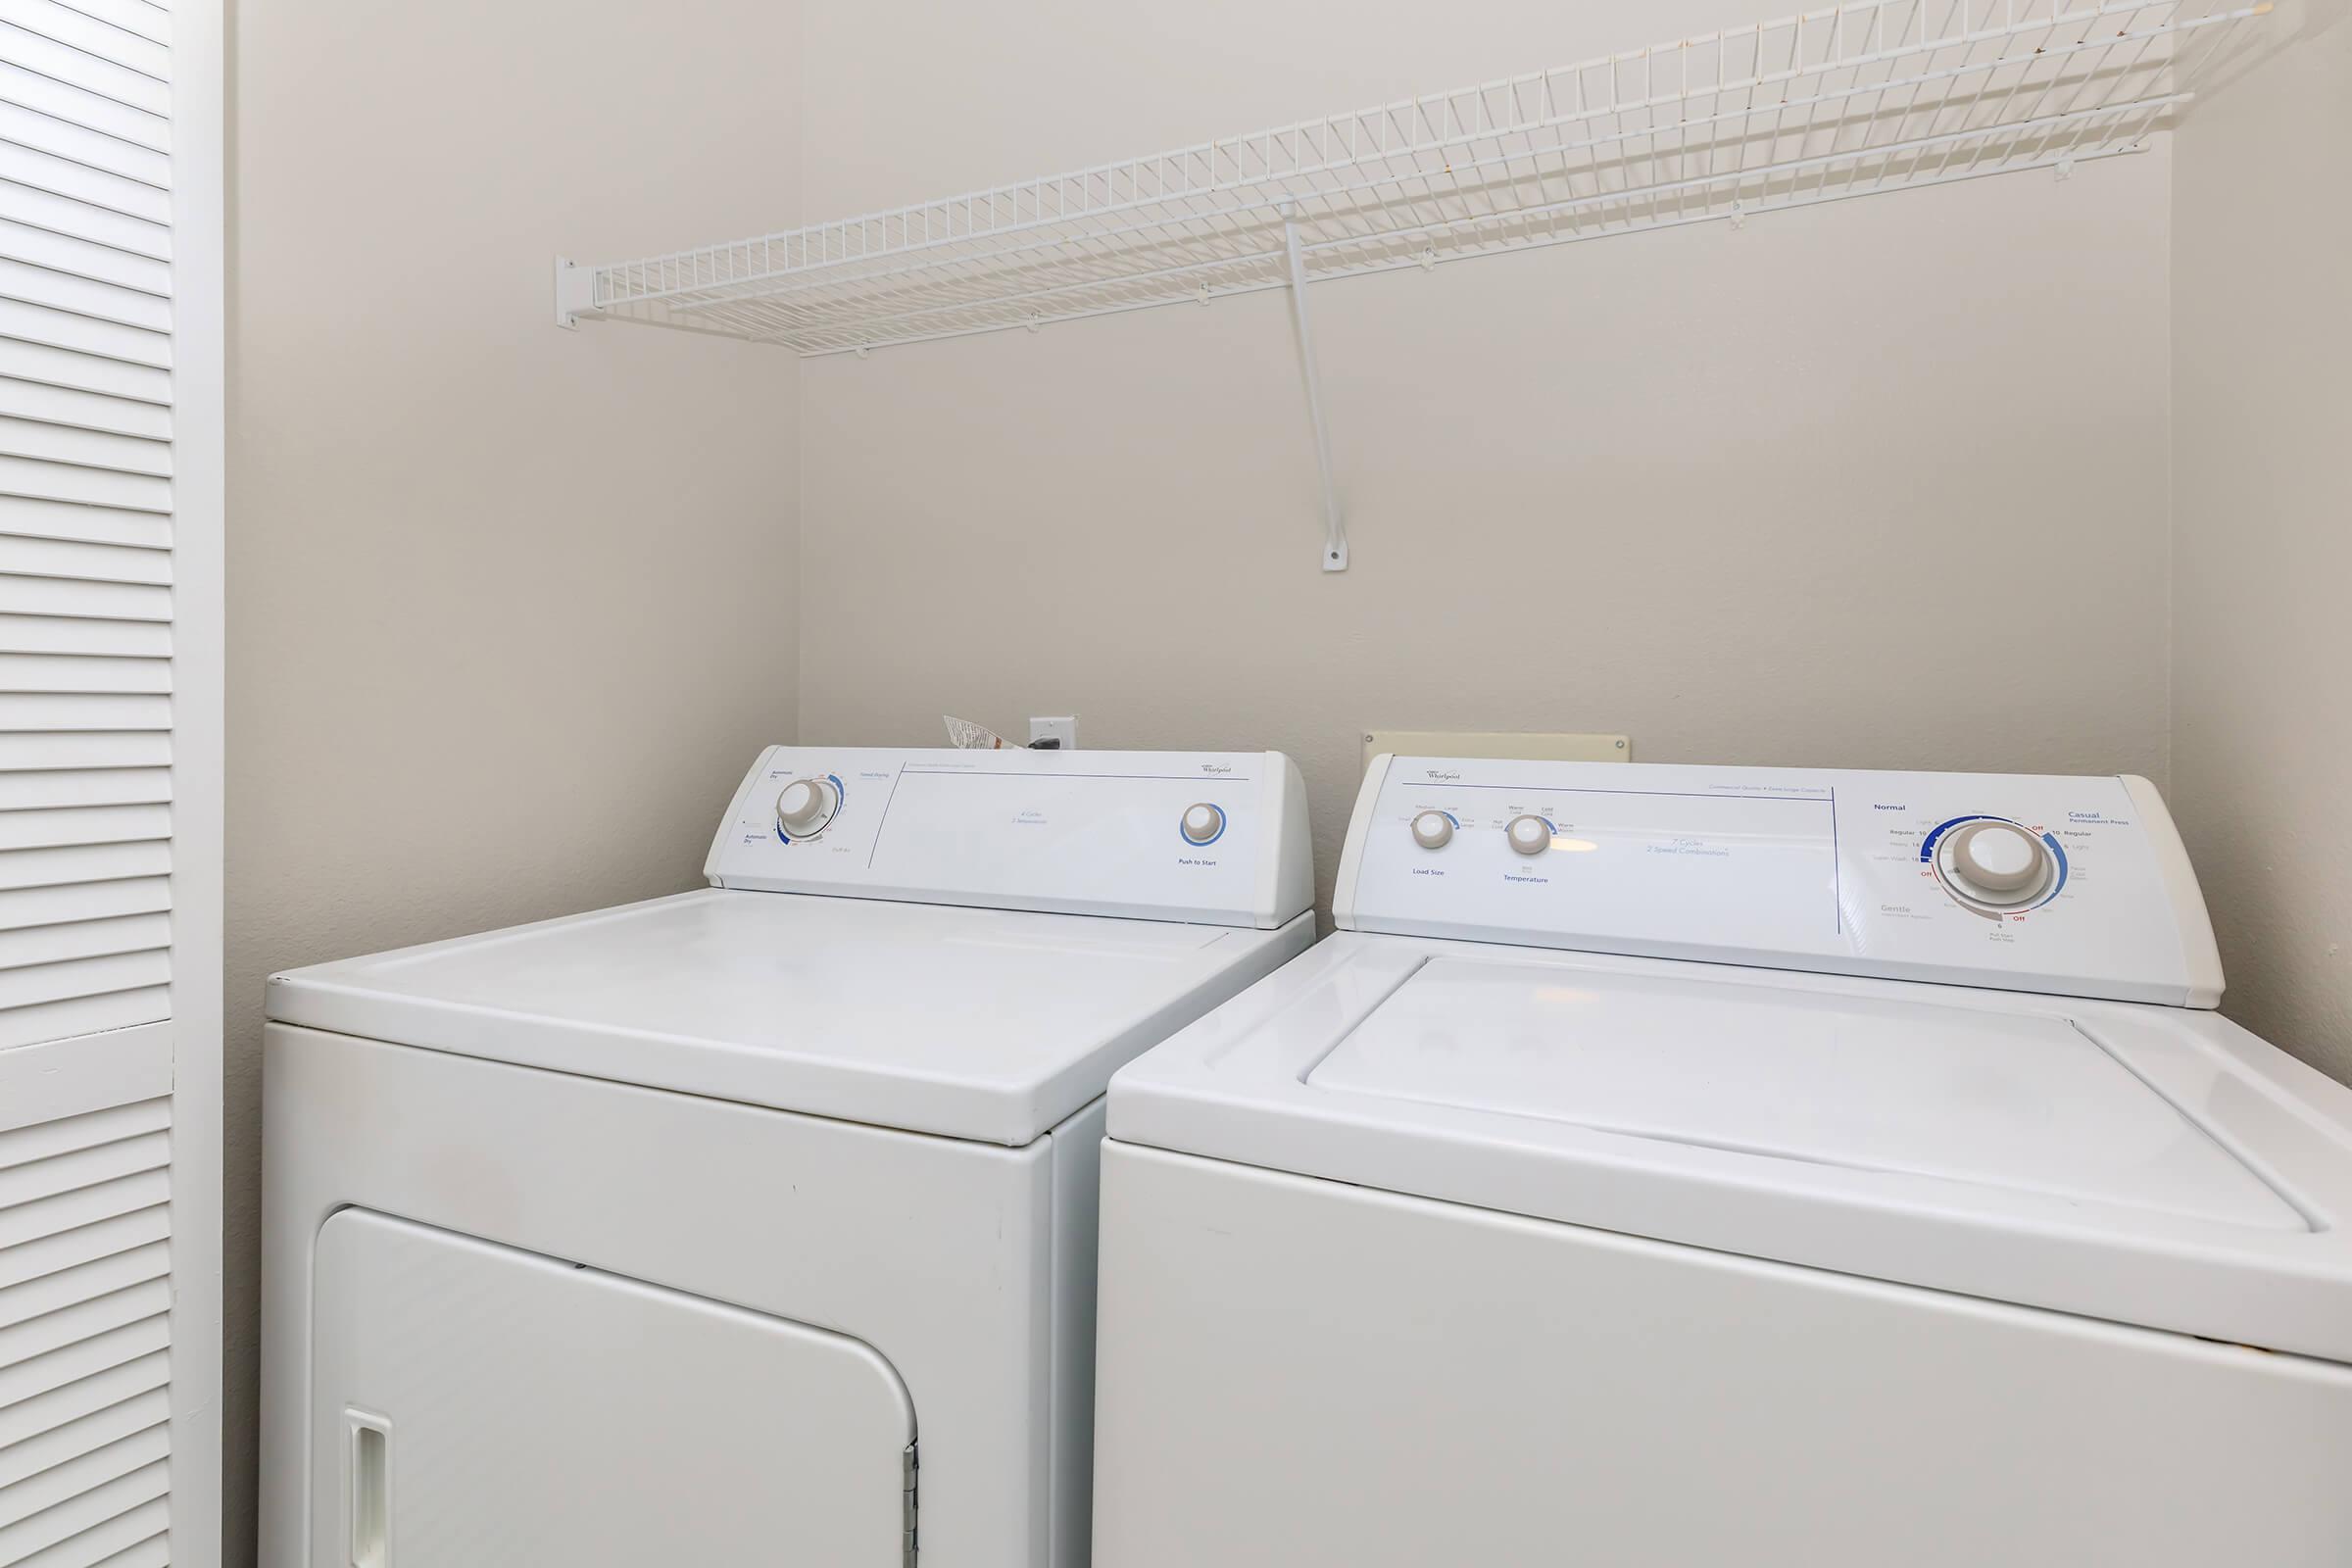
1362,731 -> 1631,773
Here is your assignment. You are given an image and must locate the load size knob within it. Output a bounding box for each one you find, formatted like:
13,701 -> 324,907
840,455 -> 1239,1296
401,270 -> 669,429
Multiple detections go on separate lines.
776,777 -> 838,838
1943,821 -> 2051,904
1506,814 -> 1551,857
1411,810 -> 1454,850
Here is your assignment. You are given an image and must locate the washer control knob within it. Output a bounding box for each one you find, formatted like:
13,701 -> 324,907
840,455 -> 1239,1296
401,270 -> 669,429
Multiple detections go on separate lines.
1505,814 -> 1551,857
1410,810 -> 1454,850
1181,803 -> 1225,846
1947,821 -> 2049,901
776,777 -> 837,838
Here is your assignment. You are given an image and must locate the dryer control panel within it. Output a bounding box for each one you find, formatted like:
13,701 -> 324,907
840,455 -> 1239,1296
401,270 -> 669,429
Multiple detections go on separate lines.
1335,757 -> 2222,1005
707,747 -> 1314,930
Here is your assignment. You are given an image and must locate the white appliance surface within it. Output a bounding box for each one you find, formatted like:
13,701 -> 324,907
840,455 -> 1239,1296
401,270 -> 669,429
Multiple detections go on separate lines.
1333,756 -> 2220,1004
1091,1141 -> 2352,1568
270,745 -> 1314,1146
707,745 -> 1312,928
1310,956 -> 2297,1229
1109,758 -> 2352,1363
271,888 -> 1302,1145
312,1208 -> 911,1567
262,745 -> 1315,1568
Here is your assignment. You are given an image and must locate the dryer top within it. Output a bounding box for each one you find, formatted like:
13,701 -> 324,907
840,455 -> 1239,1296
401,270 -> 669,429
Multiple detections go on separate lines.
270,889 -> 1309,1144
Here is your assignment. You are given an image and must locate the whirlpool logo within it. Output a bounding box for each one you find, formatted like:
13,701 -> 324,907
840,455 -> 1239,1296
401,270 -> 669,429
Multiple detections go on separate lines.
1200,763 -> 1235,775
1423,768 -> 1462,781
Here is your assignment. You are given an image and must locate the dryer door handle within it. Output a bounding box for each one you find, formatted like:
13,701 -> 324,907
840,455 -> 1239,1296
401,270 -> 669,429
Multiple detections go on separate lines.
348,1408 -> 390,1567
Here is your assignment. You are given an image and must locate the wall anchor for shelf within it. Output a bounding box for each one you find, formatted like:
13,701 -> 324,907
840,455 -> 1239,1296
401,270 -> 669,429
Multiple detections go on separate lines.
1280,205 -> 1348,573
2055,157 -> 2077,181
553,257 -> 598,329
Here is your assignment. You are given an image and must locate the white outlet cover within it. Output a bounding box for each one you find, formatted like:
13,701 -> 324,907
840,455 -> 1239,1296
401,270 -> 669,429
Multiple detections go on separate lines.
1361,730 -> 1629,773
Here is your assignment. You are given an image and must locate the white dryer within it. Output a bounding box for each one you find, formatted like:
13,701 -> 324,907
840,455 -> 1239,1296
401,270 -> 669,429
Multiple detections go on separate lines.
1095,756 -> 2352,1567
261,745 -> 1312,1568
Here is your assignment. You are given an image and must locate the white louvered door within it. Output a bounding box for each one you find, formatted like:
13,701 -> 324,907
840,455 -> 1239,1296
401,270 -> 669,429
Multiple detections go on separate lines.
0,0 -> 221,1564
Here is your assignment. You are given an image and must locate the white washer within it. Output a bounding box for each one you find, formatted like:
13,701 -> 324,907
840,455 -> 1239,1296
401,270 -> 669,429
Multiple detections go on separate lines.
1095,756 -> 2352,1568
261,745 -> 1312,1568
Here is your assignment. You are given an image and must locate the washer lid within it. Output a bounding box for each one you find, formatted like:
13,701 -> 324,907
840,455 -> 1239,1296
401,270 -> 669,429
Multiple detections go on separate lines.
268,888 -> 1304,1145
1308,959 -> 2296,1230
1107,935 -> 2352,1361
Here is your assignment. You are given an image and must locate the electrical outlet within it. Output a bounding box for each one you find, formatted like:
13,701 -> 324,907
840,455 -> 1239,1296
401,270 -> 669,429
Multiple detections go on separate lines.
1030,715 -> 1078,750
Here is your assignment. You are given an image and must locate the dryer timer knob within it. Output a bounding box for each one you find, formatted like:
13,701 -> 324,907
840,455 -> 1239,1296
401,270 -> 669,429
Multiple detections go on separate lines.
776,778 -> 837,838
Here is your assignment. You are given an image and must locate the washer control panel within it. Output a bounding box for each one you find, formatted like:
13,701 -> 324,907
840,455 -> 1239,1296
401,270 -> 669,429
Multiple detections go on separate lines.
1336,757 -> 2221,1006
707,747 -> 1313,930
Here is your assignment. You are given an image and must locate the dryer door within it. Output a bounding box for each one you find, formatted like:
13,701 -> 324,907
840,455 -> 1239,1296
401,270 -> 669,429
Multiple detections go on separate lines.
309,1209 -> 914,1567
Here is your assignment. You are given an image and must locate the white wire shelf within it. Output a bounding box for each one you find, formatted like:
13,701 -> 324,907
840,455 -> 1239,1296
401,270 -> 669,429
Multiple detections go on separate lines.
560,0 -> 2268,357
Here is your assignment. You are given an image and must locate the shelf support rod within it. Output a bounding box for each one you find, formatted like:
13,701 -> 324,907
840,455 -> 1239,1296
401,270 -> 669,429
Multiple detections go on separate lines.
1280,205 -> 1348,573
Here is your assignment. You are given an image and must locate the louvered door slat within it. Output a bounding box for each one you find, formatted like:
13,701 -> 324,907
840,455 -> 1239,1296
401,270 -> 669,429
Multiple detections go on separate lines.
0,1169 -> 166,1251
0,1315 -> 164,1419
0,539 -> 169,586
0,98 -> 169,184
0,950 -> 168,1014
0,986 -> 160,1047
0,24 -> 164,116
0,654 -> 172,693
46,0 -> 169,49
0,62 -> 162,154
0,1240 -> 168,1334
11,1495 -> 168,1568
0,841 -> 168,889
0,1358 -> 162,1472
0,378 -> 172,441
0,731 -> 165,767
0,414 -> 169,474
0,3 -> 167,84
0,875 -> 167,931
0,1098 -> 161,1171
0,617 -> 171,657
0,343 -> 169,411
0,1385 -> 166,1489
0,138 -> 166,222
0,261 -> 168,336
0,1126 -> 165,1209
0,693 -> 169,730
0,1458 -> 167,1563
0,766 -> 168,808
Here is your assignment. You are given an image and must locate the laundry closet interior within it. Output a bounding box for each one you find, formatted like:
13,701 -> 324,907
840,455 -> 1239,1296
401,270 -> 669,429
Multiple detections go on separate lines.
0,0 -> 2343,1564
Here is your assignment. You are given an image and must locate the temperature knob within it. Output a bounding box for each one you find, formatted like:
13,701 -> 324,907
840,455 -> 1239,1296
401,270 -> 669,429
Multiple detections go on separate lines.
1505,814 -> 1551,857
776,777 -> 838,839
1411,810 -> 1454,850
1939,820 -> 2053,906
1181,803 -> 1225,846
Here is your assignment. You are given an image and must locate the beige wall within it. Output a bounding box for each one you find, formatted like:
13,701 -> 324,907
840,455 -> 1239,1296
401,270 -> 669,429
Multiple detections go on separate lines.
2171,0 -> 2352,1081
224,2 -> 802,1559
796,0 -> 2176,914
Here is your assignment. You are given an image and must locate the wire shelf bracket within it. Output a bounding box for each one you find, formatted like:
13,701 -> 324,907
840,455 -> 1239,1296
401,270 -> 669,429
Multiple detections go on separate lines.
556,0 -> 2272,570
